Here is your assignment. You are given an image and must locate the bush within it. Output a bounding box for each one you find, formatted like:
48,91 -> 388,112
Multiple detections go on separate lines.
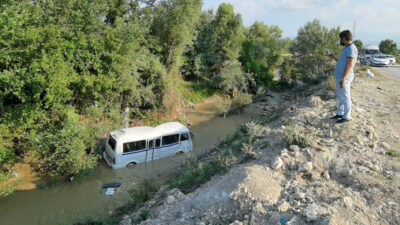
283,125 -> 313,148
231,93 -> 252,113
215,103 -> 231,118
327,75 -> 336,91
31,109 -> 98,178
214,60 -> 248,95
0,147 -> 15,170
129,179 -> 160,204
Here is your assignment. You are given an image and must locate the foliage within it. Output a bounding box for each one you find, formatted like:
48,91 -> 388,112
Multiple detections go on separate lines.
212,3 -> 245,69
353,39 -> 363,50
230,92 -> 253,113
0,0 -> 166,178
379,39 -> 398,55
214,60 -> 249,95
152,0 -> 202,72
279,59 -> 298,87
291,19 -> 340,81
0,147 -> 15,170
240,40 -> 274,88
247,21 -> 283,68
240,21 -> 283,88
282,125 -> 313,148
129,178 -> 160,204
177,76 -> 217,103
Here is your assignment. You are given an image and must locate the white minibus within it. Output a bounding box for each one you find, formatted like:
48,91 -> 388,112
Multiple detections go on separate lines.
103,122 -> 193,169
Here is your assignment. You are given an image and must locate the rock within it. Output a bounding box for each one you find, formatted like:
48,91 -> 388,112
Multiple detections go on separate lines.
295,192 -> 306,200
298,162 -> 313,173
343,196 -> 353,208
278,201 -> 291,212
289,162 -> 298,170
254,202 -> 266,214
197,222 -> 206,225
166,195 -> 176,205
303,203 -> 326,222
365,161 -> 380,172
286,215 -> 303,225
229,221 -> 243,225
289,145 -> 300,152
322,171 -> 330,180
119,215 -> 132,225
382,142 -> 390,149
272,157 -> 284,170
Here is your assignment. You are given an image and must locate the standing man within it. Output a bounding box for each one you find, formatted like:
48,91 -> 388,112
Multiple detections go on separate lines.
329,30 -> 358,124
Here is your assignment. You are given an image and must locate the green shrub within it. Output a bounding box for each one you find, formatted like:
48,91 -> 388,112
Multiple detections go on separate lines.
282,125 -> 313,148
0,147 -> 15,169
215,103 -> 231,117
214,60 -> 248,95
129,179 -> 160,204
230,93 -> 253,113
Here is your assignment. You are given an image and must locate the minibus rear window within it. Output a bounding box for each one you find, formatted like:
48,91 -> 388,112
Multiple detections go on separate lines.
108,136 -> 117,151
123,140 -> 146,153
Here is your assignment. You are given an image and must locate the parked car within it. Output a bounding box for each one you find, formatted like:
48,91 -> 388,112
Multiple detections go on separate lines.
359,45 -> 380,65
370,55 -> 391,67
383,55 -> 396,65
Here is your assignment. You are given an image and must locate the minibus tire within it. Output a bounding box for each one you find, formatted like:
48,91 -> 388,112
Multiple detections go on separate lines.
175,151 -> 184,155
127,162 -> 137,167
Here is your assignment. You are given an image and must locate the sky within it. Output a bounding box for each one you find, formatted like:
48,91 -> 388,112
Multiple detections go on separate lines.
203,0 -> 400,46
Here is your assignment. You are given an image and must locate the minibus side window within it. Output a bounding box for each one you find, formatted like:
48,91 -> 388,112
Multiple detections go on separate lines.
148,140 -> 154,149
155,139 -> 161,147
180,132 -> 189,142
162,134 -> 179,146
108,136 -> 117,151
123,140 -> 146,153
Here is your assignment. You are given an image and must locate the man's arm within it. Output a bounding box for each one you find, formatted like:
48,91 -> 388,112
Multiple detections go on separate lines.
339,57 -> 355,87
329,54 -> 338,61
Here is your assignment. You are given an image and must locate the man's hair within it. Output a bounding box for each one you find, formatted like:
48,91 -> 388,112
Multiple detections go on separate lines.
339,30 -> 352,41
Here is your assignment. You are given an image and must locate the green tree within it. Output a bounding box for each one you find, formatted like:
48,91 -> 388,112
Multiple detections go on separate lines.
291,19 -> 340,81
247,21 -> 283,68
353,39 -> 363,51
152,0 -> 202,72
181,10 -> 216,79
379,39 -> 397,55
240,40 -> 273,88
0,0 -> 166,178
212,3 -> 244,72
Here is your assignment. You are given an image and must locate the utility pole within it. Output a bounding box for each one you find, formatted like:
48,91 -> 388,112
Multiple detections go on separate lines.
353,21 -> 356,39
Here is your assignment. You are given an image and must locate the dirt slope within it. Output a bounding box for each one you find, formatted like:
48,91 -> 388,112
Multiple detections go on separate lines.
120,70 -> 400,225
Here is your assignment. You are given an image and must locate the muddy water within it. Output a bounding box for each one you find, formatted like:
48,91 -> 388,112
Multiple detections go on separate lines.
0,104 -> 260,225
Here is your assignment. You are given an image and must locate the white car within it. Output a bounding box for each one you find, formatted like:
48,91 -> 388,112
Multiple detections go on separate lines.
383,55 -> 396,65
370,55 -> 391,67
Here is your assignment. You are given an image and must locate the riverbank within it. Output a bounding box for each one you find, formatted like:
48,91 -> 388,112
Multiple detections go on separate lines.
115,68 -> 400,225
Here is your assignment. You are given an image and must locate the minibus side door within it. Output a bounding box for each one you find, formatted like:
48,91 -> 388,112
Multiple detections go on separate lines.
145,139 -> 154,163
149,138 -> 161,161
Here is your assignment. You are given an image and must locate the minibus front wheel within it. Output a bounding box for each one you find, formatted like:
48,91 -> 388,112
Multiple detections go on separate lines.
127,162 -> 137,167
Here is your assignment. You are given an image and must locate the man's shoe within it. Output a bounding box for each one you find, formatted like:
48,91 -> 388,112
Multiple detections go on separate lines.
330,115 -> 343,119
336,118 -> 351,124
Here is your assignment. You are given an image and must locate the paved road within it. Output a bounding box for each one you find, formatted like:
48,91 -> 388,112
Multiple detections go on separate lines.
371,65 -> 400,79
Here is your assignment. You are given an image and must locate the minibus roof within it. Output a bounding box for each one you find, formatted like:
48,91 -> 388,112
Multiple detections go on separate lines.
110,122 -> 189,143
